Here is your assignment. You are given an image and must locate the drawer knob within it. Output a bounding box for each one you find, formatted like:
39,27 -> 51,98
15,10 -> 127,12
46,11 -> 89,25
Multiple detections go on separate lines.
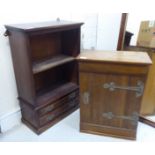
69,92 -> 76,99
47,115 -> 54,121
103,81 -> 144,97
45,106 -> 54,113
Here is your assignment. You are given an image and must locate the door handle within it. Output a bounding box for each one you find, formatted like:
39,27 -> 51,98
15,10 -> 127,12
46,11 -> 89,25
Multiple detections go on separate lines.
82,92 -> 90,105
103,81 -> 144,97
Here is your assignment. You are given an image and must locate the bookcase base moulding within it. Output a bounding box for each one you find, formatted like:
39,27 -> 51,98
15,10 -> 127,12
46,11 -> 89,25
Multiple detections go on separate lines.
20,83 -> 79,134
5,20 -> 83,134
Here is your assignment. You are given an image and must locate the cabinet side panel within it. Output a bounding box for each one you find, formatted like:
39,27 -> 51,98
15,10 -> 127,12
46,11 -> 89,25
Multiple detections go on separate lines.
8,30 -> 35,104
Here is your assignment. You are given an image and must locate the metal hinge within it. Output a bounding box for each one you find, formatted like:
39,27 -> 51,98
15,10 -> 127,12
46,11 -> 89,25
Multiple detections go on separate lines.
103,81 -> 144,97
102,112 -> 139,125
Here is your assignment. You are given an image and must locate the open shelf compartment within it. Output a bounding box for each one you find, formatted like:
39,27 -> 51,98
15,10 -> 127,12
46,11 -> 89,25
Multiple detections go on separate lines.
34,61 -> 78,107
33,54 -> 75,74
36,82 -> 78,107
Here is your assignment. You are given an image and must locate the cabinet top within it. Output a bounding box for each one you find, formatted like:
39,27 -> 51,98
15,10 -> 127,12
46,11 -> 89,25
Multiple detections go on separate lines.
77,50 -> 152,65
5,20 -> 83,32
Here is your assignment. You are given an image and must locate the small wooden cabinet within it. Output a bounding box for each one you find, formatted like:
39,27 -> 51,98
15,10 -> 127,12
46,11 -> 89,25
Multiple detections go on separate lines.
5,20 -> 83,134
77,51 -> 152,140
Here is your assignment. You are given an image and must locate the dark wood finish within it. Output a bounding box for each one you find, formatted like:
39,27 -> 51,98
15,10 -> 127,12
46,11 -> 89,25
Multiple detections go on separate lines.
38,90 -> 79,116
22,104 -> 79,134
139,115 -> 155,128
117,13 -> 128,50
5,20 -> 83,134
5,21 -> 83,32
78,50 -> 151,140
124,31 -> 134,46
7,30 -> 36,106
33,54 -> 75,74
30,32 -> 62,62
36,82 -> 79,107
124,46 -> 155,115
39,97 -> 79,126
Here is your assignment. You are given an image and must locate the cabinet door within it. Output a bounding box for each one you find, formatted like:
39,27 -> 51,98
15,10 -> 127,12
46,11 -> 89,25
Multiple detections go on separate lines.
80,72 -> 145,130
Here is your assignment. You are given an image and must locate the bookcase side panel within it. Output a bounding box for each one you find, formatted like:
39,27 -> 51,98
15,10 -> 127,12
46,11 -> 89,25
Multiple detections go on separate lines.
7,30 -> 36,105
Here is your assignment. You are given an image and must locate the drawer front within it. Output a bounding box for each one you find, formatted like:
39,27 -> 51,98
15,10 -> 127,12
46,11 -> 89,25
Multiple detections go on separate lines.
38,90 -> 79,116
79,62 -> 148,75
39,97 -> 79,126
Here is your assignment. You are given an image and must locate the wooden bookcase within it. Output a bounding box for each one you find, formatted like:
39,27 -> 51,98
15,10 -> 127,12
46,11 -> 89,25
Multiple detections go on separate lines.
5,20 -> 83,134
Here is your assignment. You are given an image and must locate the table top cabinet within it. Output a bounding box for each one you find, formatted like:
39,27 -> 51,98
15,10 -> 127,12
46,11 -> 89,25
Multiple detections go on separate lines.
77,51 -> 152,140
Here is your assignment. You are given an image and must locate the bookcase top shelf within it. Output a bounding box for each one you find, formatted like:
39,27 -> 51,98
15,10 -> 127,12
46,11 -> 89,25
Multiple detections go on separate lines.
33,54 -> 75,74
5,20 -> 83,32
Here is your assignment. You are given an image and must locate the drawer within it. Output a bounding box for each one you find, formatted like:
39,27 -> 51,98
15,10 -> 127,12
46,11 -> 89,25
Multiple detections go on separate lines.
79,62 -> 148,75
38,90 -> 79,116
39,97 -> 79,126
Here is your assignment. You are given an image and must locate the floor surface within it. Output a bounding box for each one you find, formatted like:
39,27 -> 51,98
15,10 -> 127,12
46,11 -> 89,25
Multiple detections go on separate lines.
0,110 -> 155,142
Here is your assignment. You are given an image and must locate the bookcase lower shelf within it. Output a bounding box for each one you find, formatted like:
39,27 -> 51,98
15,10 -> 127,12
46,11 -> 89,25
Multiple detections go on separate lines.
20,83 -> 79,134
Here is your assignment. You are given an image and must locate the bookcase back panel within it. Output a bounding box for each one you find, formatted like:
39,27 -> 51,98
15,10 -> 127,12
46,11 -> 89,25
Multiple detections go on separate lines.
61,61 -> 78,84
30,32 -> 61,62
34,62 -> 77,95
34,66 -> 64,95
62,29 -> 80,56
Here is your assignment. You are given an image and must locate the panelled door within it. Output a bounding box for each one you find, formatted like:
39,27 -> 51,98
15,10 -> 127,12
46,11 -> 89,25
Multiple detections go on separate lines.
80,72 -> 145,131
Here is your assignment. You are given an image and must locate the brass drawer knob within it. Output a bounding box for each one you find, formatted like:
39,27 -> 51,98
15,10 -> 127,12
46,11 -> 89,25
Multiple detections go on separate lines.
47,115 -> 55,121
